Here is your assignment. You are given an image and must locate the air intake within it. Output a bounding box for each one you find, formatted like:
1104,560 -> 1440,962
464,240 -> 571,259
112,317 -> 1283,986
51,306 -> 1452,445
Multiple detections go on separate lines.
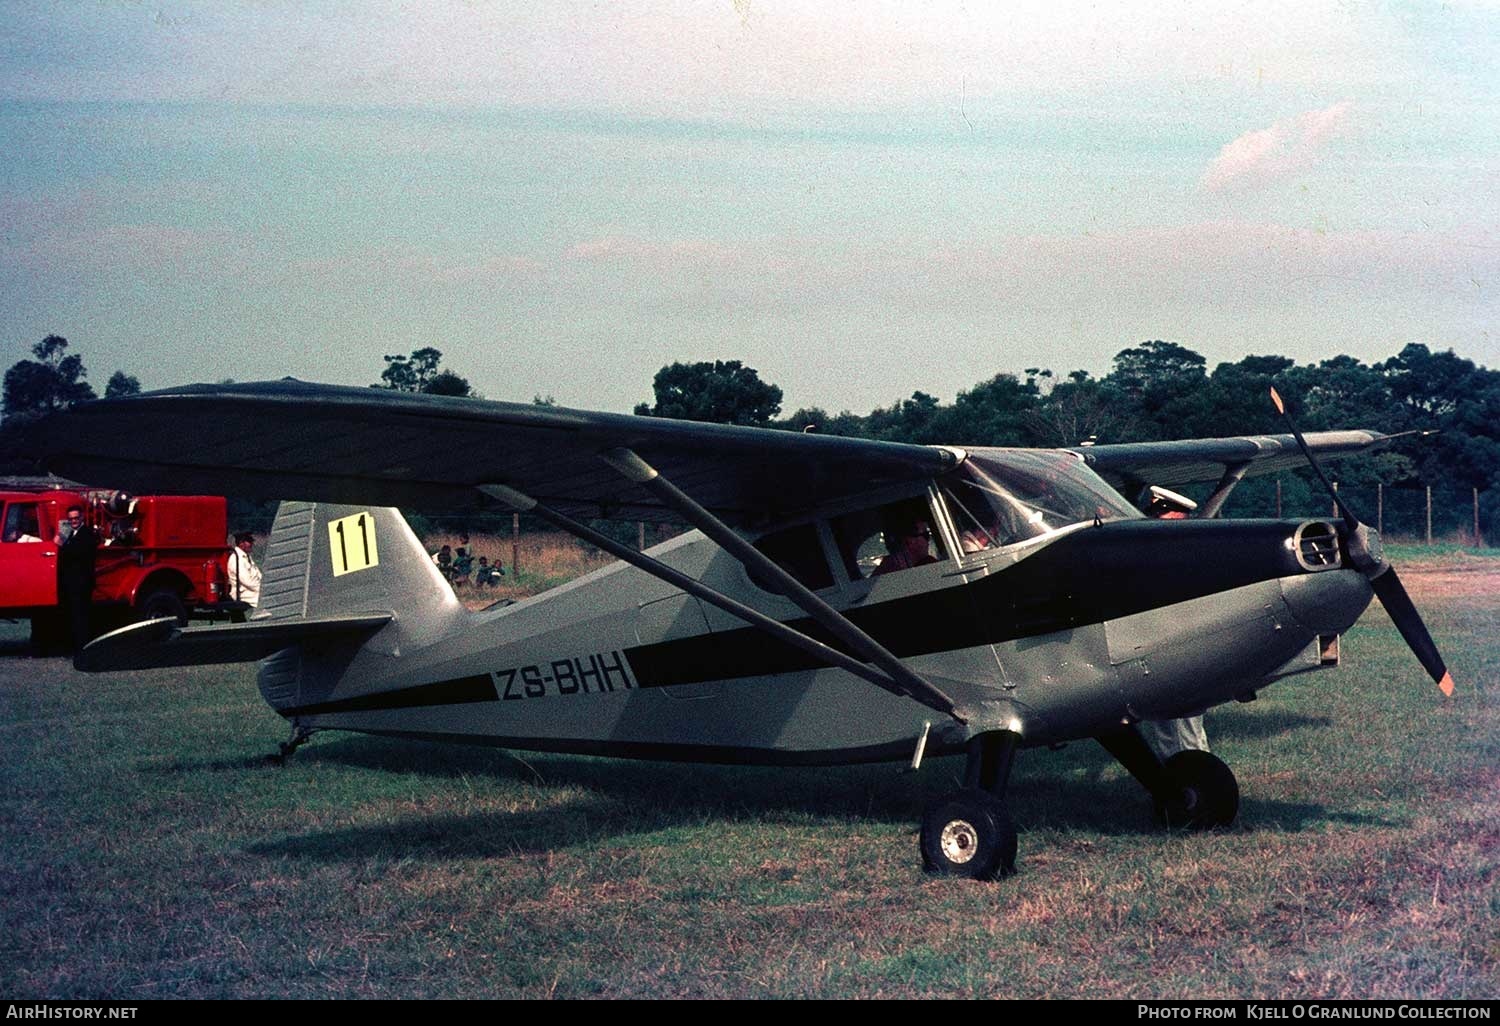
1294,521 -> 1342,571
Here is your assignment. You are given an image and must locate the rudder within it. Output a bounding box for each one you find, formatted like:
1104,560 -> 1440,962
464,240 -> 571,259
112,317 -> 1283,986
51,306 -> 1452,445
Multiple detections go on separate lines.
261,501 -> 462,626
257,501 -> 466,715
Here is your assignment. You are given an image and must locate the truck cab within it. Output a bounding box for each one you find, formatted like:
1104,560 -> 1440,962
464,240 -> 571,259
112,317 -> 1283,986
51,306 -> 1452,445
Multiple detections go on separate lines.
0,483 -> 237,638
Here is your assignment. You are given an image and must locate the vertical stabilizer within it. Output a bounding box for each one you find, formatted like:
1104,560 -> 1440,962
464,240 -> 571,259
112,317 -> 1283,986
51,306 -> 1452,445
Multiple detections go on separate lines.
257,501 -> 466,712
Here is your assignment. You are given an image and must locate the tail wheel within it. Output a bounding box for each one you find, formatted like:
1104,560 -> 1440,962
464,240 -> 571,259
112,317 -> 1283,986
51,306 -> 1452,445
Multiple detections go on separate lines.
1155,750 -> 1239,829
920,788 -> 1017,880
138,588 -> 188,626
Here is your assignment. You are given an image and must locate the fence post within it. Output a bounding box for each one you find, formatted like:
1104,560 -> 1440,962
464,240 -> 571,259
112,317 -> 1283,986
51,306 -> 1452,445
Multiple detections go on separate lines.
1331,481 -> 1338,519
512,512 -> 520,575
1426,486 -> 1432,546
638,521 -> 646,552
1377,483 -> 1383,535
1476,487 -> 1482,548
1275,478 -> 1281,518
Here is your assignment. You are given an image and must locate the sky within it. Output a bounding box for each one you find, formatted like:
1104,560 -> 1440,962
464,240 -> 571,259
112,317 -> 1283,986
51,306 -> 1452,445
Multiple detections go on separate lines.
0,1 -> 1496,415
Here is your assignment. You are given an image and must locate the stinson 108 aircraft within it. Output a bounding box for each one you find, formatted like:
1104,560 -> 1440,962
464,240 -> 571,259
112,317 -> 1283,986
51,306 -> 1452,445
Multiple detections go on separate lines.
31,380 -> 1453,880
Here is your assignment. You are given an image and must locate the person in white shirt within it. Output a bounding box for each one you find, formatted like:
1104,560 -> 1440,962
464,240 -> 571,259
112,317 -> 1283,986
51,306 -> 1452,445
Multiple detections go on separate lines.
228,531 -> 262,606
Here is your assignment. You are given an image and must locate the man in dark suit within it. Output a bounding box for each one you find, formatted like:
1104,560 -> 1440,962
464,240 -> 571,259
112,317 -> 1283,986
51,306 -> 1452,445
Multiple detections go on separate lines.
55,505 -> 98,652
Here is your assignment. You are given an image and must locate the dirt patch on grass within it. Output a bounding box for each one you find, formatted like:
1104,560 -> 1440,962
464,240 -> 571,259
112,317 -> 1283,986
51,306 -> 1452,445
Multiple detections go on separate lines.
1399,564 -> 1500,599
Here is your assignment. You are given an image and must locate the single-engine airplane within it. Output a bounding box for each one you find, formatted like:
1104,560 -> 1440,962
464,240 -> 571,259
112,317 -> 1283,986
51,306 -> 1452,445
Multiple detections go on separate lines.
26,380 -> 1453,880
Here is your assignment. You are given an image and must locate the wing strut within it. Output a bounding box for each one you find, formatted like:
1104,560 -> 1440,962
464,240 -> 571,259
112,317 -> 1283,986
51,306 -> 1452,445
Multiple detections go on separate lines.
592,448 -> 965,720
478,483 -> 962,719
1196,461 -> 1250,519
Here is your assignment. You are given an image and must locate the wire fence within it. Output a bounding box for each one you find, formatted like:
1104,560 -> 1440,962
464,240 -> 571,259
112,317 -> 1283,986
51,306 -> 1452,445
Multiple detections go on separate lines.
1211,477 -> 1494,546
235,478 -> 1496,582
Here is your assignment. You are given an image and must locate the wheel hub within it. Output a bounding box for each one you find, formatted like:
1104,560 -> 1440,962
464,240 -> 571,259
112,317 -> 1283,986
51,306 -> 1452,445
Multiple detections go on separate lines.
939,819 -> 979,864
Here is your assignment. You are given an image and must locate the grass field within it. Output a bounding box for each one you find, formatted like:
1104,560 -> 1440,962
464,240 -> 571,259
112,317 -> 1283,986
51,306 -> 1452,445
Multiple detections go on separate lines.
0,555 -> 1495,999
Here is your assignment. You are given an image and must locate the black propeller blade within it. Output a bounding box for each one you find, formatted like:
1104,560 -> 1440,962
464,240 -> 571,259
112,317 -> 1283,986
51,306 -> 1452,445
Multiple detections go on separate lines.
1270,387 -> 1454,697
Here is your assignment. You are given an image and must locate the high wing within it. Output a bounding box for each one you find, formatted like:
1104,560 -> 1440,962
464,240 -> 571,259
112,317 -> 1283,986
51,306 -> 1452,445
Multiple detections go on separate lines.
26,380 -> 1405,523
1070,431 -> 1405,494
29,379 -> 1411,727
30,380 -> 954,527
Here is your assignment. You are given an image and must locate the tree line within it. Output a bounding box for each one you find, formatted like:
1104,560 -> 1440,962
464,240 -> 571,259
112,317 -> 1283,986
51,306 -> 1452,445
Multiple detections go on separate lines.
634,343 -> 1499,539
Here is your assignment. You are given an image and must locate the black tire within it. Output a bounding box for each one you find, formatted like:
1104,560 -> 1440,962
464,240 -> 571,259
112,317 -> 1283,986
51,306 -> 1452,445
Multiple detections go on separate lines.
138,589 -> 188,626
920,788 -> 1018,880
1154,750 -> 1239,829
29,611 -> 67,654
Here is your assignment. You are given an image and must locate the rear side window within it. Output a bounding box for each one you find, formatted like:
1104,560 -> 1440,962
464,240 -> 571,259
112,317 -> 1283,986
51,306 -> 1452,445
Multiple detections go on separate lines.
833,496 -> 947,579
749,523 -> 834,592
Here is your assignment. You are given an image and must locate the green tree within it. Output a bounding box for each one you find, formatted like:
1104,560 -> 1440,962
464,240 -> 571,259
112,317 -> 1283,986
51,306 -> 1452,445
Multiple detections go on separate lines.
1027,370 -> 1133,446
929,374 -> 1040,446
423,369 -> 473,397
1283,355 -> 1396,432
3,335 -> 97,424
104,371 -> 142,399
773,406 -> 868,437
1382,344 -> 1500,495
1104,340 -> 1210,441
376,347 -> 473,397
1189,354 -> 1296,437
864,391 -> 943,443
635,360 -> 783,426
377,347 -> 444,392
1108,339 -> 1208,394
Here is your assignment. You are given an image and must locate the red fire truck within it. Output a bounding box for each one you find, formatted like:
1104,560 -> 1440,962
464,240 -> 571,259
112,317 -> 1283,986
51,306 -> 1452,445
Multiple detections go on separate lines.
0,480 -> 238,644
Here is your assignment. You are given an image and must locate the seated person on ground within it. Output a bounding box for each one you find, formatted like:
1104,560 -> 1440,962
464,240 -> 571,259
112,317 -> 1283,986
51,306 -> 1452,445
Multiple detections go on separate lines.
451,546 -> 474,585
475,555 -> 504,586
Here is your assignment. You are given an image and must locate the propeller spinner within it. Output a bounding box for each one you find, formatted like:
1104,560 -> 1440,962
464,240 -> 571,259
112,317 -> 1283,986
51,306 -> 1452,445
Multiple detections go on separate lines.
1270,387 -> 1455,697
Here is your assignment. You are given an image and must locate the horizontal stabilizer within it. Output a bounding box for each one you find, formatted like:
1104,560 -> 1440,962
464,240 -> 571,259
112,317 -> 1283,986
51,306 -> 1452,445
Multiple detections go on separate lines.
75,611 -> 393,672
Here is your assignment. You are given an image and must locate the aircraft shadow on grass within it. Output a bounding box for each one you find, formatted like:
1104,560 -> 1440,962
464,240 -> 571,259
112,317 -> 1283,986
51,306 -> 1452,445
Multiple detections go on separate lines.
238,734 -> 1363,863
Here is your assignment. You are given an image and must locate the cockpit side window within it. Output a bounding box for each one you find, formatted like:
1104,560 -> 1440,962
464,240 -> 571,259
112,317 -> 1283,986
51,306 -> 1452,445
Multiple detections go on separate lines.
832,495 -> 948,579
749,522 -> 834,592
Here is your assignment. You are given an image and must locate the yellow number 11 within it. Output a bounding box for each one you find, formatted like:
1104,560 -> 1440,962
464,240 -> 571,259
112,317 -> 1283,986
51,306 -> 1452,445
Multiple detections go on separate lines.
328,512 -> 379,577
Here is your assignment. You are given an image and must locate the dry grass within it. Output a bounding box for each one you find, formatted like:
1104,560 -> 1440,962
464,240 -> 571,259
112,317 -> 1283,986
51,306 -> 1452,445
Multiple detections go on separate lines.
419,530 -> 617,608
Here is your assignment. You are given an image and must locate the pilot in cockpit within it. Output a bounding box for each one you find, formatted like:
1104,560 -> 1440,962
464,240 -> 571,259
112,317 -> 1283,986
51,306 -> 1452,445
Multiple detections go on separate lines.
873,511 -> 940,575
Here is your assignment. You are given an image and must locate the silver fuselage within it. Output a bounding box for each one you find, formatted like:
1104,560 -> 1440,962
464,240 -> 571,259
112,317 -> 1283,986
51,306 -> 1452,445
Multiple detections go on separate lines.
261,513 -> 1373,763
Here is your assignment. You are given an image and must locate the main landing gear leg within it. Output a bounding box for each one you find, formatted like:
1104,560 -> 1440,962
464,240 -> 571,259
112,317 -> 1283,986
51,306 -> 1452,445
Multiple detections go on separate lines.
920,730 -> 1021,880
1096,726 -> 1239,830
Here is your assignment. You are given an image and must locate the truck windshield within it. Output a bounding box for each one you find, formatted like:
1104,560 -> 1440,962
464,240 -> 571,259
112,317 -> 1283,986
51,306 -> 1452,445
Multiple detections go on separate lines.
938,449 -> 1140,553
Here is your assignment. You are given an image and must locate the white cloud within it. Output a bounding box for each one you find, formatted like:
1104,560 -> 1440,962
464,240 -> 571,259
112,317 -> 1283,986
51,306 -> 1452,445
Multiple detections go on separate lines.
1202,102 -> 1355,193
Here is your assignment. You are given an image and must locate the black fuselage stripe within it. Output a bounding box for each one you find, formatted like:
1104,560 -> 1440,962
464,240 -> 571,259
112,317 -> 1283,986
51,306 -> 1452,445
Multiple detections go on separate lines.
625,519 -> 1311,687
285,519 -> 1320,716
285,673 -> 496,717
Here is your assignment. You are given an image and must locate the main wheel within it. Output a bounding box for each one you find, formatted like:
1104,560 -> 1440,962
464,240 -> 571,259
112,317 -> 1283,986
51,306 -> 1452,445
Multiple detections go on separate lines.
920,788 -> 1017,880
138,589 -> 188,626
1154,750 -> 1239,829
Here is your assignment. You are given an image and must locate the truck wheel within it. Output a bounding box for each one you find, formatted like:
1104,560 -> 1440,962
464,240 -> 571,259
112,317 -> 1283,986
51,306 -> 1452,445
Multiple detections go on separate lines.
138,589 -> 188,626
29,611 -> 67,654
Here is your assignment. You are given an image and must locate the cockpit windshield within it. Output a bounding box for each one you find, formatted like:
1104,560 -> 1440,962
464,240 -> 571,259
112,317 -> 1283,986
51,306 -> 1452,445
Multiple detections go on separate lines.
938,449 -> 1140,553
